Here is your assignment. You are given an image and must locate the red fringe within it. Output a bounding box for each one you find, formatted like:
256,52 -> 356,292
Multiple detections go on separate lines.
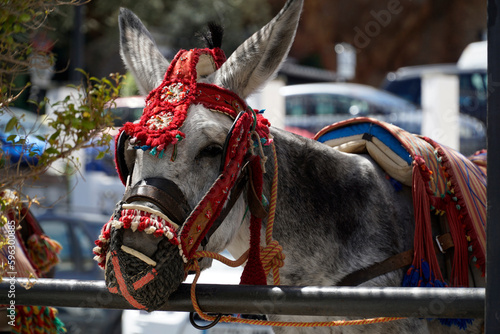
411,156 -> 444,285
445,201 -> 469,286
435,145 -> 486,276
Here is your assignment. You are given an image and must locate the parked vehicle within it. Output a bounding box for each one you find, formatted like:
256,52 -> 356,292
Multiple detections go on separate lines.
380,63 -> 487,124
0,107 -> 51,165
280,82 -> 486,156
38,211 -> 122,334
110,96 -> 146,126
457,41 -> 487,70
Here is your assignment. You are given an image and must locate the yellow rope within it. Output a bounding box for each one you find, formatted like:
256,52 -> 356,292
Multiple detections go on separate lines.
188,258 -> 405,328
266,141 -> 281,285
187,142 -> 405,328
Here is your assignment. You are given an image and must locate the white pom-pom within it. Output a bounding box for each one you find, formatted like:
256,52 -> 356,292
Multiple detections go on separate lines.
145,226 -> 156,234
112,219 -> 124,229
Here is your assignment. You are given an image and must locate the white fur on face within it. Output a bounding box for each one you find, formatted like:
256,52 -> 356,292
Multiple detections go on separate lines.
130,104 -> 249,262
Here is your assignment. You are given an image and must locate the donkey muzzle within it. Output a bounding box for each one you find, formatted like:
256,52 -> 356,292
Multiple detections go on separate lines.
104,227 -> 185,311
100,177 -> 191,311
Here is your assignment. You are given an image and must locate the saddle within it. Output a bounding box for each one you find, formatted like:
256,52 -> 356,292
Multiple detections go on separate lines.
314,117 -> 487,289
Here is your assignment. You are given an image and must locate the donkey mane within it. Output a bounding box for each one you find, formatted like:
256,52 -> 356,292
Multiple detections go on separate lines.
198,22 -> 224,49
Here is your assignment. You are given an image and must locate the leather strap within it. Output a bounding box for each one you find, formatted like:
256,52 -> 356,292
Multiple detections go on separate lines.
116,131 -> 132,184
337,232 -> 455,286
201,164 -> 250,247
337,248 -> 415,286
435,232 -> 454,254
247,164 -> 269,219
124,178 -> 191,226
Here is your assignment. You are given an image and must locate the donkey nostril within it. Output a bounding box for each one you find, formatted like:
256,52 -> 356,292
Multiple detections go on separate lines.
122,229 -> 162,258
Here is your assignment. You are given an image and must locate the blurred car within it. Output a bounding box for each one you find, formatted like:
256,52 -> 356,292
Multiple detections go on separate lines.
37,211 -> 108,280
37,210 -> 122,334
0,107 -> 51,165
380,63 -> 487,124
280,82 -> 486,156
84,144 -> 118,176
110,96 -> 145,127
457,41 -> 487,71
121,251 -> 273,334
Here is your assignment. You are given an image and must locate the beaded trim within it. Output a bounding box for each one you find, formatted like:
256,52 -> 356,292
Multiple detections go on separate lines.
93,204 -> 180,268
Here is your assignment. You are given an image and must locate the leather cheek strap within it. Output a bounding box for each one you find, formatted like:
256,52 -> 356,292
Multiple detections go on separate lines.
116,131 -> 133,185
201,162 -> 250,247
123,178 -> 191,227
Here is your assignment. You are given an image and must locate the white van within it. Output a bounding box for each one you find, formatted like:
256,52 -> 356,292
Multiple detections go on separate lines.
458,41 -> 487,70
381,41 -> 487,124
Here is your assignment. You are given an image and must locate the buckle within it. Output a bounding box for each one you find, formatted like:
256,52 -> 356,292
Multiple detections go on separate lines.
435,235 -> 446,253
435,233 -> 454,254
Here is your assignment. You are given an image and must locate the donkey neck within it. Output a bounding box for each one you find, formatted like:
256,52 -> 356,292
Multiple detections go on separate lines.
261,127 -> 414,286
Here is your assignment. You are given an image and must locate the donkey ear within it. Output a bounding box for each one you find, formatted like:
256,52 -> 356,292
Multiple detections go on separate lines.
119,8 -> 169,95
212,0 -> 303,99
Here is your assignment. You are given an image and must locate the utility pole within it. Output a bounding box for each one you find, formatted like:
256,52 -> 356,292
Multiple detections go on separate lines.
486,0 -> 500,332
69,4 -> 85,84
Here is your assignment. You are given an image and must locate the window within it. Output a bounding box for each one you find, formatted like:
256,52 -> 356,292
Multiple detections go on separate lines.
40,220 -> 75,272
285,94 -> 369,116
73,224 -> 95,272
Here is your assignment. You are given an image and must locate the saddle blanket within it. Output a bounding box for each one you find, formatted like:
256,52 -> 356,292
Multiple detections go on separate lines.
314,117 -> 487,288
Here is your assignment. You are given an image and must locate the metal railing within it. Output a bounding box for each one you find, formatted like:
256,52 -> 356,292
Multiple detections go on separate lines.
0,278 -> 484,319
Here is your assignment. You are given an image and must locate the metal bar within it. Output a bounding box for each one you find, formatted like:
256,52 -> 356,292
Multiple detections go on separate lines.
487,0 -> 500,333
0,278 -> 484,318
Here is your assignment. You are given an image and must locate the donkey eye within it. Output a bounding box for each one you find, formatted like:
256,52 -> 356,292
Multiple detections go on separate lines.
197,144 -> 223,159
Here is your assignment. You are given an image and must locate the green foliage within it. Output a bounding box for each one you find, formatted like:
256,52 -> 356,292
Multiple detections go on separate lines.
0,0 -> 68,107
120,71 -> 139,97
0,0 -> 125,214
0,71 -> 124,199
37,71 -> 123,167
46,0 -> 273,79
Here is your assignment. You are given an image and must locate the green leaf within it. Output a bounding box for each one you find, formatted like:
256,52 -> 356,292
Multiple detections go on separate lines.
49,130 -> 61,142
75,68 -> 87,75
102,78 -> 112,86
44,147 -> 59,155
19,13 -> 31,23
6,135 -> 17,143
96,151 -> 106,160
82,120 -> 94,130
5,117 -> 18,133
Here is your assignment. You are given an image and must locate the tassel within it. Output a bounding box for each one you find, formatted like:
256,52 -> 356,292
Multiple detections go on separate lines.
240,214 -> 267,285
445,201 -> 469,287
404,157 -> 444,287
240,157 -> 267,285
439,318 -> 473,330
14,306 -> 66,334
26,234 -> 62,275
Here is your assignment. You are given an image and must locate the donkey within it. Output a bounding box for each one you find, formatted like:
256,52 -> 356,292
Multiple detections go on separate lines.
94,0 -> 485,333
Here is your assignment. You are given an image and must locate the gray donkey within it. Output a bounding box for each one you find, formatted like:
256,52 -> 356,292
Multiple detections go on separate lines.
94,0 -> 484,333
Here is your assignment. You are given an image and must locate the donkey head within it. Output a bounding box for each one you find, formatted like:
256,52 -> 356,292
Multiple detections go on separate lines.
94,0 -> 303,311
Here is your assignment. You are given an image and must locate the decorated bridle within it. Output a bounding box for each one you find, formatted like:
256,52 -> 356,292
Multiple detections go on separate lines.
94,46 -> 273,290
